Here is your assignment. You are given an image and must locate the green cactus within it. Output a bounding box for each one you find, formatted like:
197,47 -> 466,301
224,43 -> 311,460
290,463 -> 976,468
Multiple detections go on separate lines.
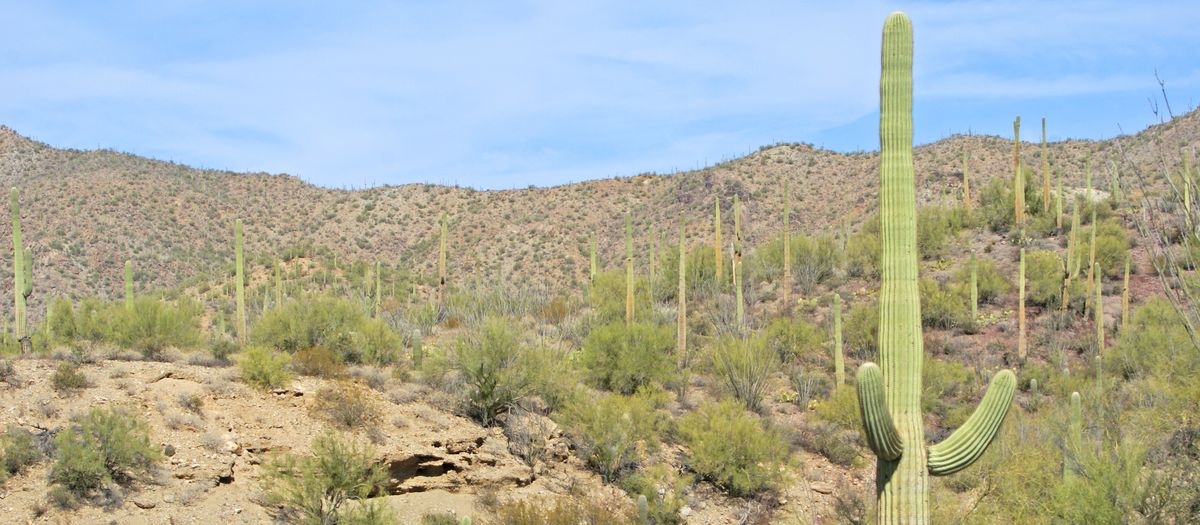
234,219 -> 247,346
1095,262 -> 1104,353
1069,203 -> 1080,279
637,494 -> 648,524
10,188 -> 28,347
1056,168 -> 1064,230
625,211 -> 634,325
1065,391 -> 1081,480
1041,117 -> 1051,212
856,14 -> 1016,522
124,259 -> 134,310
713,196 -> 723,282
1029,378 -> 1040,412
1085,200 -> 1098,315
460,517 -> 471,525
589,231 -> 598,283
782,176 -> 792,308
1013,116 -> 1024,227
1019,248 -> 1026,362
677,221 -> 687,368
438,210 -> 448,306
733,194 -> 744,328
833,293 -> 844,387
970,252 -> 978,322
412,329 -> 423,370
961,148 -> 971,210
1121,255 -> 1131,332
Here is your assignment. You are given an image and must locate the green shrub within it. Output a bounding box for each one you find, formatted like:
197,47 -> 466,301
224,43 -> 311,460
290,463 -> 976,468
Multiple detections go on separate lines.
814,385 -> 861,429
420,514 -> 460,525
50,407 -> 159,496
449,317 -> 535,425
952,257 -> 1010,304
922,357 -> 975,425
712,335 -> 777,411
917,206 -> 966,260
562,392 -> 665,482
799,420 -> 860,467
580,321 -> 675,394
846,217 -> 881,278
1074,218 -> 1130,280
1025,250 -> 1065,308
115,296 -> 203,358
261,433 -> 393,525
844,301 -> 878,359
293,346 -> 345,377
619,464 -> 692,525
239,346 -> 292,390
747,233 -> 839,293
919,278 -> 970,329
978,177 -> 1015,233
1109,297 -> 1198,381
677,400 -> 788,497
51,362 -> 89,392
763,315 -> 826,364
1,425 -> 41,477
588,270 -> 652,325
253,296 -> 400,365
492,494 -> 635,525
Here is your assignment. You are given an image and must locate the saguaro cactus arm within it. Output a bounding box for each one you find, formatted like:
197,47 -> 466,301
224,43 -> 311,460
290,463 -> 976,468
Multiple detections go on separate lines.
856,363 -> 903,461
927,369 -> 1017,475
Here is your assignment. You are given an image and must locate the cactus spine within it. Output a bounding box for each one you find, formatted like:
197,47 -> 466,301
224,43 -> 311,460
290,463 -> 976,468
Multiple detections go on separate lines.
234,219 -> 247,346
677,221 -> 687,368
1066,391 -> 1081,480
1013,116 -> 1024,227
857,15 -> 1016,522
732,194 -> 744,328
1018,248 -> 1026,362
713,196 -> 723,282
625,211 -> 634,325
970,252 -> 978,322
124,259 -> 134,310
1121,256 -> 1131,332
961,148 -> 971,210
1041,117 -> 1051,212
782,176 -> 792,308
833,293 -> 844,387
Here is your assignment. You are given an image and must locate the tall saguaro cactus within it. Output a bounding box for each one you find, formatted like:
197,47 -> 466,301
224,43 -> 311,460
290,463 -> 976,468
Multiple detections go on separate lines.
833,293 -> 844,387
1094,262 -> 1104,353
234,219 -> 247,346
1121,256 -> 1131,332
625,212 -> 634,325
589,231 -> 598,283
10,188 -> 32,353
1013,116 -> 1024,227
961,148 -> 971,210
1041,117 -> 1051,212
677,221 -> 687,368
732,194 -> 744,328
1065,391 -> 1081,481
782,176 -> 792,308
969,253 -> 978,322
713,197 -> 723,281
856,14 -> 1016,523
1018,249 -> 1027,362
438,211 -> 448,307
124,259 -> 134,310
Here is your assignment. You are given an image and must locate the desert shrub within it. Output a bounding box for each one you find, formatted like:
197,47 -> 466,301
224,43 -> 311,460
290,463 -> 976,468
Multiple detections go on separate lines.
420,514 -> 460,525
580,321 -> 675,394
239,346 -> 292,390
492,494 -> 635,525
50,407 -> 159,496
846,217 -> 881,278
844,301 -> 879,359
209,337 -> 237,363
261,433 -> 393,525
49,298 -> 78,344
918,206 -> 966,260
312,384 -> 378,430
1109,297 -> 1198,381
588,270 -> 652,325
976,172 -> 1041,234
763,315 -> 826,364
1074,218 -> 1130,279
919,278 -> 970,329
293,346 -> 345,377
1025,250 -> 1065,308
814,385 -> 861,429
1,425 -> 41,478
801,420 -> 861,467
619,463 -> 692,525
561,392 -> 666,482
254,296 -> 400,365
113,296 -> 203,358
448,317 -> 535,425
677,399 -> 789,497
951,257 -> 1010,304
922,357 -> 975,426
748,233 -> 839,293
51,362 -> 89,392
712,335 -> 777,411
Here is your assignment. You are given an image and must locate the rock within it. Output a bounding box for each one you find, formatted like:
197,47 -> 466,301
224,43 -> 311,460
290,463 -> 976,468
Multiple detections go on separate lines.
810,482 -> 834,495
680,506 -> 692,518
163,444 -> 176,457
220,440 -> 240,455
133,497 -> 156,509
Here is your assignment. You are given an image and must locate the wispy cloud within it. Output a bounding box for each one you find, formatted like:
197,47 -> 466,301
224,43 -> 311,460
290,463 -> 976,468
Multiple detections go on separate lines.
0,1 -> 1197,188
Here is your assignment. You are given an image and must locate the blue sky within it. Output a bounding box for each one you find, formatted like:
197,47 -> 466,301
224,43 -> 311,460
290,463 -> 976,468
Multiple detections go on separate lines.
1,1 -> 1198,190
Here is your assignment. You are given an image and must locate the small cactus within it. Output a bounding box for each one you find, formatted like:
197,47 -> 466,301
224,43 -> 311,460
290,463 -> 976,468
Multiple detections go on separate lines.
1065,391 -> 1081,480
637,494 -> 649,524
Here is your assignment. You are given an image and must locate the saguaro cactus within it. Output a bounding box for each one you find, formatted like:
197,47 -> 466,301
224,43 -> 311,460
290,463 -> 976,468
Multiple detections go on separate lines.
625,211 -> 634,325
713,196 -> 723,281
1094,262 -> 1104,353
961,148 -> 971,210
782,176 -> 792,308
589,231 -> 598,282
1041,117 -> 1051,212
124,259 -> 134,310
1018,248 -> 1027,362
856,14 -> 1016,523
833,293 -> 844,387
677,221 -> 687,367
1013,116 -> 1024,227
234,219 -> 247,346
732,194 -> 744,328
1065,391 -> 1081,480
970,253 -> 978,322
637,494 -> 649,524
438,211 -> 448,306
1121,256 -> 1131,332
10,188 -> 31,348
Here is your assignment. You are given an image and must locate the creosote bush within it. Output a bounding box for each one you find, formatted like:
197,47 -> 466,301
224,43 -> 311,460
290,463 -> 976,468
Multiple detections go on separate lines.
50,407 -> 159,498
50,362 -> 90,392
48,296 -> 202,358
253,296 -> 400,365
677,399 -> 789,497
580,321 -> 675,394
561,391 -> 665,482
445,317 -> 535,425
952,257 -> 1010,304
1025,250 -> 1065,308
261,432 -> 394,525
239,345 -> 292,390
1,425 -> 41,480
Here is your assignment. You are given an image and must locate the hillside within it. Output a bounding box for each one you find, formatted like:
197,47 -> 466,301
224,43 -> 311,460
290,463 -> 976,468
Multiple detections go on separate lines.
0,109 -> 1196,316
